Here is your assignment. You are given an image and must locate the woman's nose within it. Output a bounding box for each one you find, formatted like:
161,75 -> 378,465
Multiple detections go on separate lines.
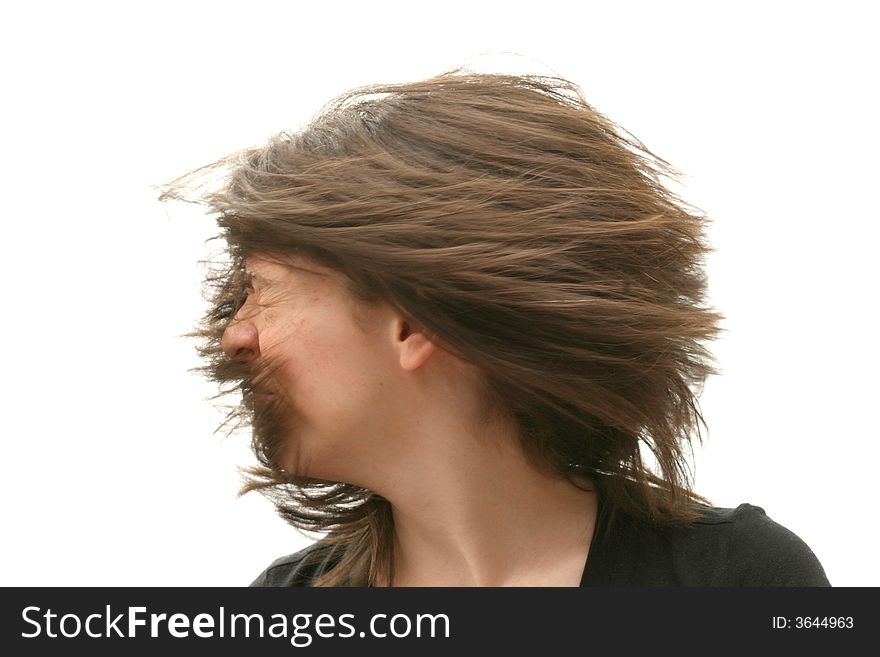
220,319 -> 261,363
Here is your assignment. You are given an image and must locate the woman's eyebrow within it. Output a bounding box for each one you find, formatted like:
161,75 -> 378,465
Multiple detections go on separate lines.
244,271 -> 272,287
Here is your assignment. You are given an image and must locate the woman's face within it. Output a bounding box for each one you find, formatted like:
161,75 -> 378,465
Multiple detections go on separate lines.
220,253 -> 404,483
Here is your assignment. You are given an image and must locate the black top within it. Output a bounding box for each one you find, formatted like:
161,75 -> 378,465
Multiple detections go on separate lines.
250,501 -> 830,587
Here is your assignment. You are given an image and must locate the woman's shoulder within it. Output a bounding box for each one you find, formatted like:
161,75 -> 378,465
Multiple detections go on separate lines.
249,541 -> 342,587
670,502 -> 830,586
588,501 -> 829,586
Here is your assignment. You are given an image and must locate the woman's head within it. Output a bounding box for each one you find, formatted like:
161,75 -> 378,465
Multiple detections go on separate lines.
163,67 -> 725,584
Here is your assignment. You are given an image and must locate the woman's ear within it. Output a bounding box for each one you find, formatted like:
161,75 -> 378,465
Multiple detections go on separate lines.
396,318 -> 438,371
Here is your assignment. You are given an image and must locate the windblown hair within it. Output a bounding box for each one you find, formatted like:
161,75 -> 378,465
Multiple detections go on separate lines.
161,67 -> 725,586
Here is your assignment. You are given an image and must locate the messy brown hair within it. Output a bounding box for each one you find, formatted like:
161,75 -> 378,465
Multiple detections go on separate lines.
161,67 -> 725,586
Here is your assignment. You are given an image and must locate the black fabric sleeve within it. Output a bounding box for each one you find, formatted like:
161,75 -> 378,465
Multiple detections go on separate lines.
249,542 -> 341,587
724,504 -> 830,586
250,570 -> 268,587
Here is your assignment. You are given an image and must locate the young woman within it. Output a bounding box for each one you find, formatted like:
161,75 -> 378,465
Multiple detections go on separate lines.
165,68 -> 828,587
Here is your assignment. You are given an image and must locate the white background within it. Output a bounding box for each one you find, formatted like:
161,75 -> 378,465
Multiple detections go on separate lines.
1,1 -> 876,586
